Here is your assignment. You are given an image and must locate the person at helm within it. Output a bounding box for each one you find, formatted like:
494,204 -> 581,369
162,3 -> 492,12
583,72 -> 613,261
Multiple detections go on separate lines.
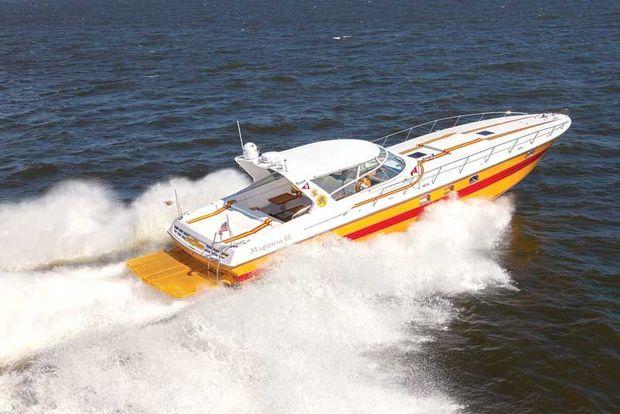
356,175 -> 372,192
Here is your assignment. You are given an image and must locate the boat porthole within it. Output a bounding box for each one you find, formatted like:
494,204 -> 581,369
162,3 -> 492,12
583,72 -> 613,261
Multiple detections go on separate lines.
469,175 -> 479,185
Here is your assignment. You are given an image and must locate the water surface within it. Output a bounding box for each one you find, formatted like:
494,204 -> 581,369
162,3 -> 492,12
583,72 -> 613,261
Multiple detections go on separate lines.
1,1 -> 618,412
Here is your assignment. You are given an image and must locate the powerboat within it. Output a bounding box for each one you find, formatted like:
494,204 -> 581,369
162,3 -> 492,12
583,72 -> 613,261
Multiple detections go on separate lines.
127,111 -> 571,298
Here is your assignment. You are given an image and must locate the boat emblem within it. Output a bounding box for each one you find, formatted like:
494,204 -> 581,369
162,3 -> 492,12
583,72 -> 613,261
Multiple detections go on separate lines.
302,182 -> 310,190
317,195 -> 328,207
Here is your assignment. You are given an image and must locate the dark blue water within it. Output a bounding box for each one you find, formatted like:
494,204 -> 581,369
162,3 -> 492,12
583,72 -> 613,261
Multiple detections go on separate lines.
1,1 -> 618,413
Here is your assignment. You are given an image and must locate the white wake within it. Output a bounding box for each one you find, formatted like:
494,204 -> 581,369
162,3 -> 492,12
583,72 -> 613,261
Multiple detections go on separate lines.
0,171 -> 515,413
0,169 -> 249,271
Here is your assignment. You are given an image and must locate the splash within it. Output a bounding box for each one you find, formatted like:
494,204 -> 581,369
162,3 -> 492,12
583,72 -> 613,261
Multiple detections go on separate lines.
0,262 -> 187,365
0,175 -> 515,413
0,169 -> 249,271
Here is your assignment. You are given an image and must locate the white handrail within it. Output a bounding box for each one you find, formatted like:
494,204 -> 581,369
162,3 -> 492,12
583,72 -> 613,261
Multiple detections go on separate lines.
320,111 -> 567,209
420,120 -> 568,185
372,111 -> 528,147
346,117 -> 567,203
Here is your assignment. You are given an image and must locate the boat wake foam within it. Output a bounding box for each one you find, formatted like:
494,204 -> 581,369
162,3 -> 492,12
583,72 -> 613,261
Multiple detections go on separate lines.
0,169 -> 250,272
0,172 -> 515,413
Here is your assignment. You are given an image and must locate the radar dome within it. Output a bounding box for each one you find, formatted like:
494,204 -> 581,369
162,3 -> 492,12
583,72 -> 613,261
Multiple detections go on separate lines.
243,142 -> 259,161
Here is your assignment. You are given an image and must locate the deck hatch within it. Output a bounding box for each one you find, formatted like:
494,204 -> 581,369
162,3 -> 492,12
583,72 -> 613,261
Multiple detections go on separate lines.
407,151 -> 427,159
477,130 -> 494,136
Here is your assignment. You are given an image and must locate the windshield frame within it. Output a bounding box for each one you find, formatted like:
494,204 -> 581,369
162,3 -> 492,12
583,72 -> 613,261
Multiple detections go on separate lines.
326,147 -> 404,200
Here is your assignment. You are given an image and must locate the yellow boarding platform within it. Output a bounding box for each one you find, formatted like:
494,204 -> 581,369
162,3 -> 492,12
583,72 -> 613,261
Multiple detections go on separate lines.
127,246 -> 229,298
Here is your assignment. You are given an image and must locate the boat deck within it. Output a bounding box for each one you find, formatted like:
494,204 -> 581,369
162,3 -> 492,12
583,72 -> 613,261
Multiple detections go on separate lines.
383,112 -> 568,176
127,246 -> 223,298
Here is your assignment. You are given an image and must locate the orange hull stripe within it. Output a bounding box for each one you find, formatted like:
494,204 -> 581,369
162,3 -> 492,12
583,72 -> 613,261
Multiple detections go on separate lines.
187,200 -> 235,224
223,219 -> 272,243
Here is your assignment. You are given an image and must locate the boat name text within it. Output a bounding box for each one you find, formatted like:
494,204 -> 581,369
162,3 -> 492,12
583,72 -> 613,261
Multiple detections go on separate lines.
250,234 -> 292,254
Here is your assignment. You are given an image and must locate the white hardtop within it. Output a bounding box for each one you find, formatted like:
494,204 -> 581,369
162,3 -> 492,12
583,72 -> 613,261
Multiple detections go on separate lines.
260,139 -> 381,183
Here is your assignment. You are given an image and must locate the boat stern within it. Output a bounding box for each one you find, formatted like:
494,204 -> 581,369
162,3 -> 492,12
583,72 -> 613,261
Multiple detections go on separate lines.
127,200 -> 275,298
126,246 -> 236,298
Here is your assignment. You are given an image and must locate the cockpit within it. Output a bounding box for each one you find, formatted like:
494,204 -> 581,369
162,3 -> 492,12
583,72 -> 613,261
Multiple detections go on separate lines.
311,147 -> 406,200
231,139 -> 406,223
229,171 -> 313,223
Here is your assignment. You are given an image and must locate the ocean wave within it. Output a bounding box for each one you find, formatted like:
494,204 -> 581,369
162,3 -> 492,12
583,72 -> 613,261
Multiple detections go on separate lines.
13,163 -> 60,179
477,61 -> 544,72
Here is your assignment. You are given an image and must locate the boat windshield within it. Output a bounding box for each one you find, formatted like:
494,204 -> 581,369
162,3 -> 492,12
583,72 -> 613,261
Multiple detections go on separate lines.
312,166 -> 358,195
373,151 -> 405,182
312,148 -> 405,201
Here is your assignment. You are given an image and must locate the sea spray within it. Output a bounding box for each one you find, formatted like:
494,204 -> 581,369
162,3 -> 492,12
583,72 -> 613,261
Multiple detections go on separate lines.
0,180 -> 514,413
0,169 -> 249,271
0,263 -> 187,364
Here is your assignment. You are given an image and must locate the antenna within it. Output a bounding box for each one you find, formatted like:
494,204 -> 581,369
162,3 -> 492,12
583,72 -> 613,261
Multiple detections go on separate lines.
174,189 -> 182,219
236,121 -> 244,150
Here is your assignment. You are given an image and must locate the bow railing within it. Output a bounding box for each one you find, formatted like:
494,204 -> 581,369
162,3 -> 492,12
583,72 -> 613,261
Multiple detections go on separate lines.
372,111 -> 528,148
357,114 -> 567,204
418,117 -> 569,188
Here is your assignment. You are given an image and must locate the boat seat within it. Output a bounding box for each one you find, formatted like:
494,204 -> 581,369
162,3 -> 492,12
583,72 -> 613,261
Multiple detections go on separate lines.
274,203 -> 310,222
268,192 -> 299,205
